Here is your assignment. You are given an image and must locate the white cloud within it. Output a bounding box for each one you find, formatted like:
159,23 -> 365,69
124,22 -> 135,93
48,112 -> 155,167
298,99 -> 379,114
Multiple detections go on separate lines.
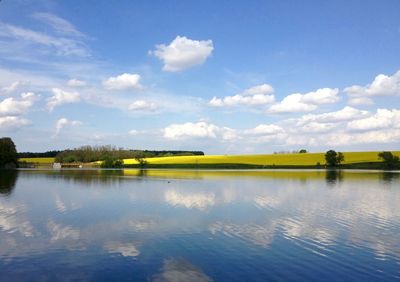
54,118 -> 82,136
2,81 -> 25,94
0,92 -> 37,116
164,121 -> 285,143
209,83 -> 275,107
164,121 -> 219,140
0,116 -> 31,130
103,73 -> 142,90
301,88 -> 340,104
268,88 -> 339,114
347,97 -> 374,106
297,106 -> 369,125
268,93 -> 317,113
47,88 -> 80,111
32,12 -> 84,37
128,129 -> 139,136
300,122 -> 337,133
0,22 -> 88,57
241,84 -> 274,96
67,79 -> 86,87
325,130 -> 400,146
245,124 -> 284,135
220,127 -> 239,141
151,36 -> 213,72
344,70 -> 400,97
347,109 -> 400,131
128,100 -> 157,111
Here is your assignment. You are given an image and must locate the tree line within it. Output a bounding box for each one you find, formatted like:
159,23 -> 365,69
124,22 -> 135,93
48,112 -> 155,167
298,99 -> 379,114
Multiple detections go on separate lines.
54,145 -> 204,163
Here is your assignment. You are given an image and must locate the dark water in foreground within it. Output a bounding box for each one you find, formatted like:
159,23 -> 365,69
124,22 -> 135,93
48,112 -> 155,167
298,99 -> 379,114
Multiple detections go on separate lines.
0,169 -> 399,281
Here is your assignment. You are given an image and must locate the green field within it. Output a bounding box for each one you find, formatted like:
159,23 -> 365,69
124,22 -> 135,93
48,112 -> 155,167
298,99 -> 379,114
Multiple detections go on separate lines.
122,151 -> 400,166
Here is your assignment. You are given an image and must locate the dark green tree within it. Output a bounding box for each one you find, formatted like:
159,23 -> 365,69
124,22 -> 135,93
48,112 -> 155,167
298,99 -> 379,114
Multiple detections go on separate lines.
299,149 -> 307,153
0,137 -> 18,168
378,151 -> 400,170
100,156 -> 124,168
325,150 -> 344,167
133,151 -> 147,168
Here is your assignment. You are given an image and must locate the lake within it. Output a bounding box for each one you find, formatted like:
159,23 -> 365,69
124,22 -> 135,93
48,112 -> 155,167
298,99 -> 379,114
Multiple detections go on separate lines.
0,169 -> 399,281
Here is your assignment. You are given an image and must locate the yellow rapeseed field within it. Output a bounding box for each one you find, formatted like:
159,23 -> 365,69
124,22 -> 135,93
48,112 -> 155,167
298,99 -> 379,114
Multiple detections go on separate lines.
21,151 -> 400,166
123,151 -> 400,166
19,157 -> 55,164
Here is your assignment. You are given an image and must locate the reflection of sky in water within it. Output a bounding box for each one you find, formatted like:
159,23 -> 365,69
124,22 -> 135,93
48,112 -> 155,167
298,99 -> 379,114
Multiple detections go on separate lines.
0,169 -> 399,281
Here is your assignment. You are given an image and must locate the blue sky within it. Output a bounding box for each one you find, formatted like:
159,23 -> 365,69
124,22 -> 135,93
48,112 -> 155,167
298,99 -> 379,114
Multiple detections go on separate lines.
0,0 -> 399,153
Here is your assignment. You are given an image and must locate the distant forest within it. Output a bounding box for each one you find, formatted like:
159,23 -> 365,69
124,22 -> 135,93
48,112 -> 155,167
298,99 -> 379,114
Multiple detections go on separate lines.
18,146 -> 204,162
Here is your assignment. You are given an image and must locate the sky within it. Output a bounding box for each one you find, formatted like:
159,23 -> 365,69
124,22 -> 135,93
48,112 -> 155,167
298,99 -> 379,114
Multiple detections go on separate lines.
0,0 -> 399,154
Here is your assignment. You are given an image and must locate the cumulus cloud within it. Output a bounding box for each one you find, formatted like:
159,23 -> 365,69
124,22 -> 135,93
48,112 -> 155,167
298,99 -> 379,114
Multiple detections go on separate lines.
103,73 -> 142,90
325,129 -> 400,146
67,79 -> 86,87
0,92 -> 37,116
163,121 -> 286,143
347,97 -> 374,106
268,88 -> 339,113
301,88 -> 340,104
54,118 -> 82,137
300,122 -> 337,133
209,83 -> 275,107
344,70 -> 400,97
297,106 -> 369,125
347,109 -> 400,131
0,116 -> 31,130
268,93 -> 318,113
245,124 -> 284,135
151,36 -> 214,72
47,88 -> 80,111
164,121 -> 220,140
2,81 -> 25,94
128,100 -> 157,112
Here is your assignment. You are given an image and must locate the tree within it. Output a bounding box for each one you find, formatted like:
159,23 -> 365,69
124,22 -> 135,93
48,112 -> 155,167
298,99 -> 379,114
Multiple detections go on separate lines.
378,151 -> 400,170
133,151 -> 147,168
0,137 -> 18,169
299,149 -> 307,153
100,156 -> 124,168
325,150 -> 344,167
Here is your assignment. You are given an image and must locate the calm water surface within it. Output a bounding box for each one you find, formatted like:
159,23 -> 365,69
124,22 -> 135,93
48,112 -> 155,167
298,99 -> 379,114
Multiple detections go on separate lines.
0,169 -> 399,281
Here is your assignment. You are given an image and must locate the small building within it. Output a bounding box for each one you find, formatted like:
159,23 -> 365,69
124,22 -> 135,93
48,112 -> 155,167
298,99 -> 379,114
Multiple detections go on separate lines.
53,163 -> 62,169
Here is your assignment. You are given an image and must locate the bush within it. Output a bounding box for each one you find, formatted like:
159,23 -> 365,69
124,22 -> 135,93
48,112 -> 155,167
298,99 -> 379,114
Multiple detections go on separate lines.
0,137 -> 18,168
100,156 -> 124,168
325,150 -> 344,167
378,151 -> 400,170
